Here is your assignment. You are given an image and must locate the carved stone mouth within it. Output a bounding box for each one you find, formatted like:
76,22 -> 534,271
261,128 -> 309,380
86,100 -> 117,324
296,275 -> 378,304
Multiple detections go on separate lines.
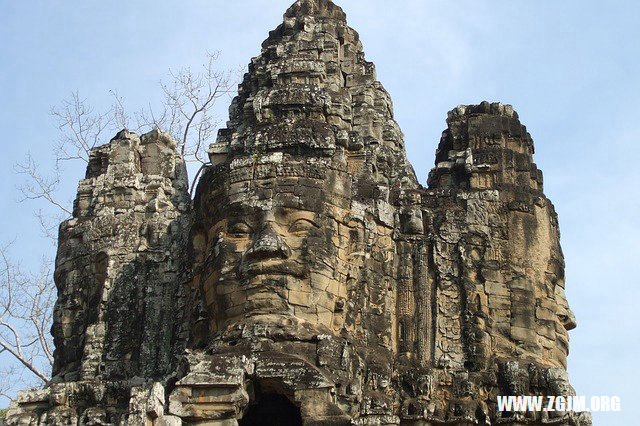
556,333 -> 570,357
238,260 -> 307,279
243,275 -> 288,288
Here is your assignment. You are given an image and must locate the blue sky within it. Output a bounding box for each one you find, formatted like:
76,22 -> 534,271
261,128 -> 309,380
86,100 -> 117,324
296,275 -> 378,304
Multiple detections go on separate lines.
1,1 -> 638,423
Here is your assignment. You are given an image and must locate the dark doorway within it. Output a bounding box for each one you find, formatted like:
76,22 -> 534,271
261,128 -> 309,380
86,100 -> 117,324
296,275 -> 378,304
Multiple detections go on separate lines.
239,393 -> 302,426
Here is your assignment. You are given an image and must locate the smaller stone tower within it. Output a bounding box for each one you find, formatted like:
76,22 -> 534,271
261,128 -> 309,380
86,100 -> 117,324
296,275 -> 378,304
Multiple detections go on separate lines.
39,130 -> 191,424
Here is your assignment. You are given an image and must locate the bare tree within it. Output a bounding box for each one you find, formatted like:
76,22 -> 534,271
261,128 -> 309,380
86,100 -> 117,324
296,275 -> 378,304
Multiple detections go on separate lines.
51,91 -> 117,165
14,90 -> 128,242
138,51 -> 232,160
136,51 -> 234,193
15,51 -> 233,240
0,243 -> 55,389
1,52 -> 235,403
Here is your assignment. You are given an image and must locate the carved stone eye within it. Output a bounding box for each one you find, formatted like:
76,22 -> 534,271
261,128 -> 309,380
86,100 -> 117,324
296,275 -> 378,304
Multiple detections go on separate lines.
288,218 -> 319,235
228,222 -> 252,237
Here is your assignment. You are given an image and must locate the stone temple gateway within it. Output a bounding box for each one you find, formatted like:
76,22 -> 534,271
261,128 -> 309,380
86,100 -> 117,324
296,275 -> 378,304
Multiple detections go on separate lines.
8,1 -> 590,425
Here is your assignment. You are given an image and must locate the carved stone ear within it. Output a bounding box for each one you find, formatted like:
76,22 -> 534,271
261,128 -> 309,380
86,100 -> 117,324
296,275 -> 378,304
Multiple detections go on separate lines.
345,219 -> 364,255
191,231 -> 207,264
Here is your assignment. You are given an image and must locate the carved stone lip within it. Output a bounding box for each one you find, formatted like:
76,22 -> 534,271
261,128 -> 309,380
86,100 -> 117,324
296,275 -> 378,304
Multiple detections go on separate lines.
242,275 -> 288,289
238,260 -> 307,279
556,333 -> 570,357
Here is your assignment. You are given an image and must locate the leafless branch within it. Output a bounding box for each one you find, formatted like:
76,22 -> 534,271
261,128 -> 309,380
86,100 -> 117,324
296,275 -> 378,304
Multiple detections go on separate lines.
109,89 -> 129,131
141,51 -> 233,164
0,244 -> 54,387
15,155 -> 72,216
51,92 -> 109,165
33,209 -> 67,243
0,364 -> 19,403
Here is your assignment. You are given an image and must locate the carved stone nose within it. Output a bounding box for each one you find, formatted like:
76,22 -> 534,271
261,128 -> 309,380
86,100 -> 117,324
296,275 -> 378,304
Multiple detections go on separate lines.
244,223 -> 291,261
561,308 -> 577,331
554,286 -> 577,331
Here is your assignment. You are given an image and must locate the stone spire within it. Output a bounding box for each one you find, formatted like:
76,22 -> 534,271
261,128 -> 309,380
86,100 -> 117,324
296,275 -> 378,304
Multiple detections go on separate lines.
428,101 -> 543,192
284,0 -> 347,20
209,0 -> 416,188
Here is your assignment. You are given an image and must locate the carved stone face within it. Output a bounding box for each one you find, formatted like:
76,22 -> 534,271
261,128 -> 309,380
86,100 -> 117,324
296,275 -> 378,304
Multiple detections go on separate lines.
195,156 -> 355,336
548,257 -> 577,367
504,204 -> 577,369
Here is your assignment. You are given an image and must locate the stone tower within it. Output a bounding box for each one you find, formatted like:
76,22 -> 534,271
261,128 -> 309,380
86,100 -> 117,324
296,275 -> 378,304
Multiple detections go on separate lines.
7,0 -> 589,425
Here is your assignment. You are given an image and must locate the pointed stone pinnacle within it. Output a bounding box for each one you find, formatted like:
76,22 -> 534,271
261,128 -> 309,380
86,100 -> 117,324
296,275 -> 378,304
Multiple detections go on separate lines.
284,0 -> 347,20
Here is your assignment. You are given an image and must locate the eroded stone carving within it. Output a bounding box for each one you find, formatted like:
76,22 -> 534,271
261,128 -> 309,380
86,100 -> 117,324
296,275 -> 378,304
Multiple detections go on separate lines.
7,1 -> 588,425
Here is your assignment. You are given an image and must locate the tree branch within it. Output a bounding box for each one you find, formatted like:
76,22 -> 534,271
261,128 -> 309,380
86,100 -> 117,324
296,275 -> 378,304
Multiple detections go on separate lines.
0,340 -> 49,384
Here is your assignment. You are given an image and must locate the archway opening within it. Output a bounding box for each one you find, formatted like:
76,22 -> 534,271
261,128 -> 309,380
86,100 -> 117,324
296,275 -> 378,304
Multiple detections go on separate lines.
239,393 -> 302,426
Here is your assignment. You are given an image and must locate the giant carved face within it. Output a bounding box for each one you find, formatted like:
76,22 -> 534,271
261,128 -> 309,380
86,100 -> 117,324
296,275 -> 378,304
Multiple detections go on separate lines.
193,154 -> 359,338
504,202 -> 577,369
547,254 -> 577,368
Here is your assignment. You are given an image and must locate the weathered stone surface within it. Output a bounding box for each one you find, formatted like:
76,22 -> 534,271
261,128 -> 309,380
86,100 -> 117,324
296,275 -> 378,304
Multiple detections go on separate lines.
50,128 -> 191,384
8,1 -> 587,425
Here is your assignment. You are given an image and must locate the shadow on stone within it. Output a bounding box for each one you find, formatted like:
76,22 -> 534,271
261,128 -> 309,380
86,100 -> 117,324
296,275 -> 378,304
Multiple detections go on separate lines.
240,393 -> 302,426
